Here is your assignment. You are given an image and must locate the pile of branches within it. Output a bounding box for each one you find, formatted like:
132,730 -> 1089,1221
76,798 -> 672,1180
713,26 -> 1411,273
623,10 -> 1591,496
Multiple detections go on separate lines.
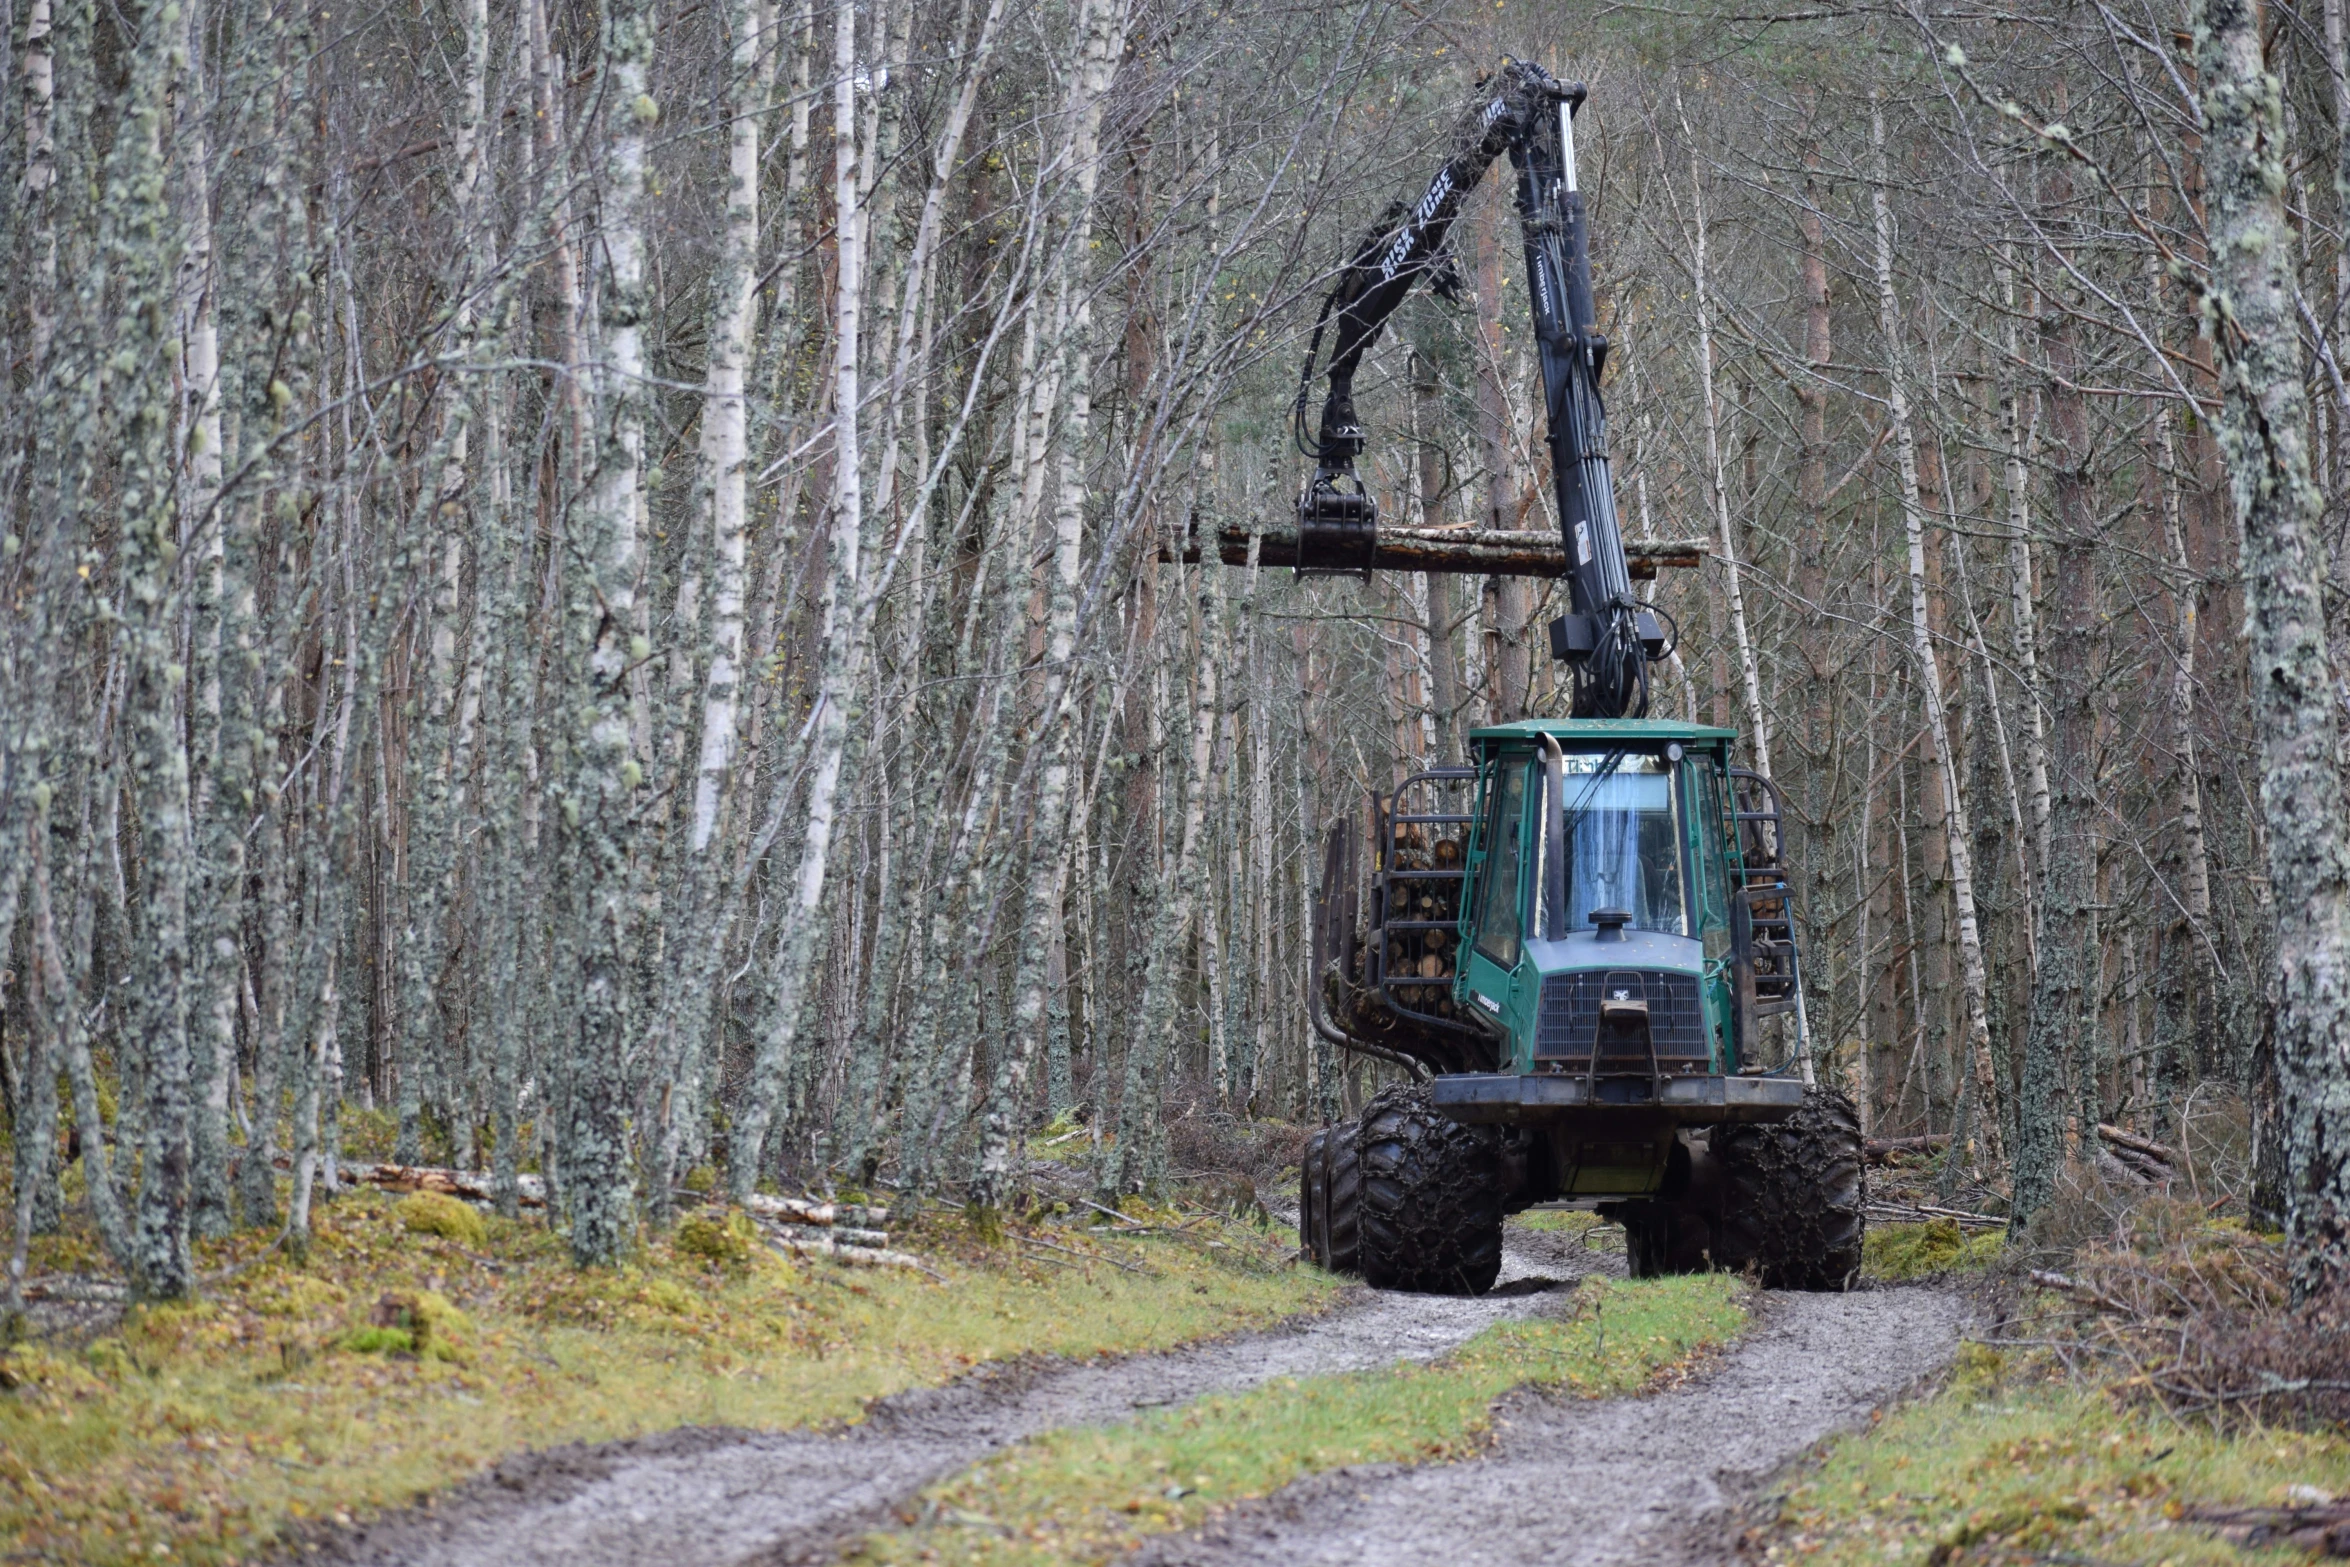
2011,1192 -> 2350,1429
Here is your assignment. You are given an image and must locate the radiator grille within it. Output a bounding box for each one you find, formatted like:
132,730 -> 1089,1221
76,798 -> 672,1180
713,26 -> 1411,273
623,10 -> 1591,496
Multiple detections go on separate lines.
1534,969 -> 1711,1070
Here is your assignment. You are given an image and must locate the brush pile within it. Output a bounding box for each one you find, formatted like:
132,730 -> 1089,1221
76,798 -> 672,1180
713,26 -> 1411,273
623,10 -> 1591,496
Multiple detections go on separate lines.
2007,1189 -> 2350,1430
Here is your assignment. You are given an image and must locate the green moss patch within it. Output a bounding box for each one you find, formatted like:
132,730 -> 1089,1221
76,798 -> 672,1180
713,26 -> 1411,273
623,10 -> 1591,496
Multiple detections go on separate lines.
1862,1220 -> 2003,1282
395,1192 -> 488,1247
850,1273 -> 1747,1567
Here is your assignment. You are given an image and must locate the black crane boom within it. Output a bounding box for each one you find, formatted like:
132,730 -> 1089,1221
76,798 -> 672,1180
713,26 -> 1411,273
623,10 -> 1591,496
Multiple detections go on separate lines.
1294,60 -> 1666,718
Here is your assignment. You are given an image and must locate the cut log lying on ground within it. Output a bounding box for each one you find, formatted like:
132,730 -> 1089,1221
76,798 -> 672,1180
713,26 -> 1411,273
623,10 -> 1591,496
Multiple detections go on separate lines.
767,1233 -> 940,1278
2094,1123 -> 2176,1186
2186,1502 -> 2350,1556
741,1193 -> 889,1230
1865,1200 -> 2006,1229
2025,1268 -> 2135,1315
337,1162 -> 548,1208
1864,1134 -> 1950,1165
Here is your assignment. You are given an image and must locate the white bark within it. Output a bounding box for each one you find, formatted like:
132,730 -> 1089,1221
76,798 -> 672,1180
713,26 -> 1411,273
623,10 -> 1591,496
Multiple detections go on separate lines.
1995,252 -> 2053,887
1872,94 -> 2001,1161
730,0 -> 868,1199
1687,139 -> 1772,775
690,0 -> 771,854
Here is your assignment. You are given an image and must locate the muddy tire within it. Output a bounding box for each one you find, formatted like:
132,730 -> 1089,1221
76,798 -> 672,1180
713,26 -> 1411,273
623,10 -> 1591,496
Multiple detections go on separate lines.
1621,1200 -> 1712,1279
1300,1129 -> 1331,1265
1713,1086 -> 1866,1290
1325,1125 -> 1364,1276
1355,1083 -> 1503,1295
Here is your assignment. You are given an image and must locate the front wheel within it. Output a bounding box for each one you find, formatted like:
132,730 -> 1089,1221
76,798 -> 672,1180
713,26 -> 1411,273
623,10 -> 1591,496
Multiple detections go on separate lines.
1355,1084 -> 1503,1295
1713,1086 -> 1866,1290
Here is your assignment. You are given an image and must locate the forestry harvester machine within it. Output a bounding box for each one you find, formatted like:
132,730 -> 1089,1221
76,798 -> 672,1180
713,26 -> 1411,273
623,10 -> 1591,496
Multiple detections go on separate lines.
1270,61 -> 1864,1294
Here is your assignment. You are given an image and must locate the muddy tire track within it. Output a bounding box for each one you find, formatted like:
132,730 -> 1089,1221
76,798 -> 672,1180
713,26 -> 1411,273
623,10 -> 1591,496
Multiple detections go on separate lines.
298,1232 -> 1597,1567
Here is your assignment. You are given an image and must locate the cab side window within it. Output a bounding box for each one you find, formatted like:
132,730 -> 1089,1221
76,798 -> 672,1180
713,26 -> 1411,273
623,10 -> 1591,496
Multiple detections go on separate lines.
1473,761 -> 1527,969
1687,755 -> 1733,958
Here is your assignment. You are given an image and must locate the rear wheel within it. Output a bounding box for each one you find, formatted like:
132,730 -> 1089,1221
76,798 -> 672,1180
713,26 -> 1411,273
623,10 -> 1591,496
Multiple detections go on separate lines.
1299,1129 -> 1330,1265
1356,1084 -> 1503,1295
1621,1200 -> 1712,1278
1326,1125 -> 1364,1276
1714,1086 -> 1866,1290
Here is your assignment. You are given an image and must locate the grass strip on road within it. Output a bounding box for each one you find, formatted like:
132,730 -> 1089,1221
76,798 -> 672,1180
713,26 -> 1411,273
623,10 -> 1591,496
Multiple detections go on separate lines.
849,1271 -> 1747,1567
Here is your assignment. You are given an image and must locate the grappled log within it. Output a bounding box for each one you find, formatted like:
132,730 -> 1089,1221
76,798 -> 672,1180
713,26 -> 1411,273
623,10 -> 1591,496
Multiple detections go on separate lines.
1161,522 -> 1710,580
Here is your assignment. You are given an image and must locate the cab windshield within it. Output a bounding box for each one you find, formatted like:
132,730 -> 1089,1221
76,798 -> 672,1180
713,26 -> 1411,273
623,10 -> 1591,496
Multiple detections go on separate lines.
1558,753 -> 1686,936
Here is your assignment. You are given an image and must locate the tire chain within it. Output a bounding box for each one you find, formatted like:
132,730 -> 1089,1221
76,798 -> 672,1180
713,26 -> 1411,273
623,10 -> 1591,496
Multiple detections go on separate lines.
1354,1083 -> 1503,1295
1326,1123 -> 1365,1276
1713,1085 -> 1867,1290
1299,1128 -> 1331,1266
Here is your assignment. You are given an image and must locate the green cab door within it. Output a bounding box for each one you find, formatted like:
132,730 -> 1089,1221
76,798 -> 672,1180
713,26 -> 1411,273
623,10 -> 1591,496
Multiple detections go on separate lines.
1458,753 -> 1532,1053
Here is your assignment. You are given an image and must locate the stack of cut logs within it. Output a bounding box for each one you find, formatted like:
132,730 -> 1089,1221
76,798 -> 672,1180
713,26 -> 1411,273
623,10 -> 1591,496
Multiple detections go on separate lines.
2094,1123 -> 2178,1187
337,1163 -> 931,1272
740,1193 -> 930,1272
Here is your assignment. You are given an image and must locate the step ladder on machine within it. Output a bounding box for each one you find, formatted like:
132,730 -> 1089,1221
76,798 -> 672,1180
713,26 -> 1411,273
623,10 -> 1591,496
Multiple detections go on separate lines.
1729,768 -> 1815,1087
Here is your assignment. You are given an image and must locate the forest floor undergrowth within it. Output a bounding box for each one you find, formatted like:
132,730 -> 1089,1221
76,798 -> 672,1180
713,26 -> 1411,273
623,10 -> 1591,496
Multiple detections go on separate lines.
1751,1163 -> 2350,1567
0,1178 -> 1329,1566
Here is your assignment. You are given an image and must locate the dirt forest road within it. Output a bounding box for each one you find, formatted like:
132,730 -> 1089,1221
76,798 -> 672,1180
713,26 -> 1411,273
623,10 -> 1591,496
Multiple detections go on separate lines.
301,1230 -> 1964,1567
1139,1286 -> 1966,1567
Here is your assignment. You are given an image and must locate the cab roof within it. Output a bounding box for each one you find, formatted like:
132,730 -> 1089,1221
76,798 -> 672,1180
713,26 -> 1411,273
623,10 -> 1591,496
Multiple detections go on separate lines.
1466,717 -> 1739,745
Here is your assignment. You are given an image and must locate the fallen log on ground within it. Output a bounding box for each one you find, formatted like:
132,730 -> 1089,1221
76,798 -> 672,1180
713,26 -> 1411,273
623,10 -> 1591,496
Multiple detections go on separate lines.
337,1162 -> 548,1208
2095,1123 -> 2177,1163
741,1193 -> 889,1230
2094,1123 -> 2177,1186
768,1233 -> 941,1280
2185,1501 -> 2350,1555
1865,1200 -> 2006,1229
1864,1135 -> 1949,1165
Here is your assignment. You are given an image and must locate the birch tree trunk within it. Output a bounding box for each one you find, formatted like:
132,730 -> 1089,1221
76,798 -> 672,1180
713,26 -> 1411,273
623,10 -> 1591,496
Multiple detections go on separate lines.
1108,558 -> 1218,1197
1870,94 -> 2002,1163
566,0 -> 656,1265
107,0 -> 195,1299
729,0 -> 867,1200
974,0 -> 1126,1211
1688,138 -> 1772,775
2195,0 -> 2350,1301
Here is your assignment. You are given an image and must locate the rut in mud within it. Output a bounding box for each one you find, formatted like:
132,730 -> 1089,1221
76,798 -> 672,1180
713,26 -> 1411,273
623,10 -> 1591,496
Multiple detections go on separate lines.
298,1230 -> 1603,1567
1137,1286 -> 1968,1567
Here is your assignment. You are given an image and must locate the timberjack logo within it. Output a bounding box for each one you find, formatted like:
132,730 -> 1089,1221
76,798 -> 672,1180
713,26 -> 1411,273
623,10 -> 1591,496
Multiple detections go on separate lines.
1376,97 -> 1512,286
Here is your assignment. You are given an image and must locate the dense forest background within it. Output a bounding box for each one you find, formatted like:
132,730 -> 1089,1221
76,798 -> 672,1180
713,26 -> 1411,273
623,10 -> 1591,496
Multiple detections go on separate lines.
0,0 -> 2340,1294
